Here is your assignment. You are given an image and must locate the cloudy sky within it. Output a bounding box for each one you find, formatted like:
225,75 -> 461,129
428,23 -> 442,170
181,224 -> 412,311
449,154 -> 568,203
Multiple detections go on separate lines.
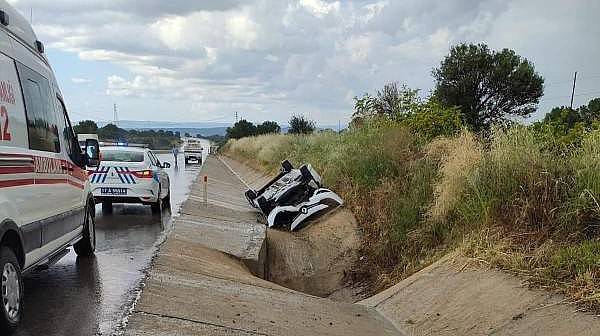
6,0 -> 600,125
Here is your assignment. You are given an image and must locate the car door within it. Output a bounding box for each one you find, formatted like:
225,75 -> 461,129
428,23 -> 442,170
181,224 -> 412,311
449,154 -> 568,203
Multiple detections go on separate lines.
54,95 -> 87,238
149,151 -> 168,197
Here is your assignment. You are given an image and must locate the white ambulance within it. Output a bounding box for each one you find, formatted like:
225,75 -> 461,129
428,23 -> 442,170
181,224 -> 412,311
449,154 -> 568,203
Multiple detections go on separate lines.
0,2 -> 100,333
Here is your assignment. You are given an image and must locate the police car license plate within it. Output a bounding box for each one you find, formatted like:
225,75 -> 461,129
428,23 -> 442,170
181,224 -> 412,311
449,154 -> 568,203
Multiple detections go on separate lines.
101,187 -> 127,195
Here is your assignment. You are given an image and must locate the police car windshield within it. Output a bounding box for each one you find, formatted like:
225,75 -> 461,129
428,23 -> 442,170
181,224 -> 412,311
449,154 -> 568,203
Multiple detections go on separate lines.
101,150 -> 144,162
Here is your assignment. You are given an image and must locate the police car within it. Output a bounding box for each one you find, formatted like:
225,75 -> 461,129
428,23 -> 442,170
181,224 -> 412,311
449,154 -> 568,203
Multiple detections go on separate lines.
90,146 -> 171,213
0,2 -> 100,333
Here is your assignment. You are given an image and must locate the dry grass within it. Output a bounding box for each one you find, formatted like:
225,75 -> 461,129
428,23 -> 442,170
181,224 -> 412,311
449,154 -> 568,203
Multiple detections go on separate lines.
223,124 -> 600,308
425,131 -> 482,225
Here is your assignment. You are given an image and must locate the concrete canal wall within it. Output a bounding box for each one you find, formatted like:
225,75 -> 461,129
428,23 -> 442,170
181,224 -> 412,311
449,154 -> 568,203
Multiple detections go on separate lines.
124,155 -> 401,336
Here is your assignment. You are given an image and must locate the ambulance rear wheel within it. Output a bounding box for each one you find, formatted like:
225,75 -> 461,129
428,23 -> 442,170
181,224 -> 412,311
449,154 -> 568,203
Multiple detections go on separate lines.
74,203 -> 96,257
0,247 -> 22,335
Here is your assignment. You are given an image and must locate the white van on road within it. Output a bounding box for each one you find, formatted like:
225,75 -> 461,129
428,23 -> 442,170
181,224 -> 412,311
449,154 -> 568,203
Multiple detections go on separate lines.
0,2 -> 101,333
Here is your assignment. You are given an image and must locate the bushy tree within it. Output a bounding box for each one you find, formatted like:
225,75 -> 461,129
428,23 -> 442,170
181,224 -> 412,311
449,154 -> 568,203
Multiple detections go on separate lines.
256,121 -> 281,135
226,119 -> 257,139
97,123 -> 127,140
433,43 -> 544,132
353,82 -> 421,120
73,120 -> 98,134
533,97 -> 600,149
403,100 -> 463,140
288,115 -> 315,134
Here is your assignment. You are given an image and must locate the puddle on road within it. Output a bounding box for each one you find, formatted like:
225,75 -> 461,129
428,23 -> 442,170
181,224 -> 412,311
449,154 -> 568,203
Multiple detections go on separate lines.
15,152 -> 205,336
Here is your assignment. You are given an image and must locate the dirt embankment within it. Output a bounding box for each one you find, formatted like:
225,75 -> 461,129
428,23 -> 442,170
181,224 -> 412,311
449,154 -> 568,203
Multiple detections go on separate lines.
266,208 -> 362,302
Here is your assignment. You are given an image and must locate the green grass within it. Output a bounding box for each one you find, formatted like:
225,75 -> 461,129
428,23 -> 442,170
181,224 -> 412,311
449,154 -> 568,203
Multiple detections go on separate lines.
224,123 -> 600,307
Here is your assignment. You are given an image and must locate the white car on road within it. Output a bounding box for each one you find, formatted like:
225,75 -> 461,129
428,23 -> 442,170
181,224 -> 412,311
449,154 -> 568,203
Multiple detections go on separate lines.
89,146 -> 171,213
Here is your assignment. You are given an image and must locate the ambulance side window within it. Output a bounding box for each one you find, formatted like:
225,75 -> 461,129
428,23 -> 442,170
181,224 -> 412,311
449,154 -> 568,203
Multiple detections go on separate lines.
16,63 -> 60,153
56,96 -> 85,166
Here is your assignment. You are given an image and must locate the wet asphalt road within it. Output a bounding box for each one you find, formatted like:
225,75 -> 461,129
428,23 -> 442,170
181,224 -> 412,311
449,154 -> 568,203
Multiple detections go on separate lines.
15,150 -> 206,336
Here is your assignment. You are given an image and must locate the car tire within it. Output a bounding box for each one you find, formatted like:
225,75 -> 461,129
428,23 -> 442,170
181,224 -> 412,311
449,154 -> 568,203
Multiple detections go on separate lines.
0,247 -> 23,335
101,202 -> 113,213
151,190 -> 162,214
163,191 -> 171,209
74,202 -> 96,257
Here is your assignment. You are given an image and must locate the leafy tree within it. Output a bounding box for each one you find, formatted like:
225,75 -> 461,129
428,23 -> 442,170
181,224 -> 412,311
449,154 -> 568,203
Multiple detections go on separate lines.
433,43 -> 544,132
532,97 -> 600,150
353,93 -> 378,119
97,123 -> 127,140
579,98 -> 600,124
73,120 -> 98,134
256,121 -> 281,135
353,82 -> 421,120
226,119 -> 257,139
403,100 -> 463,140
288,115 -> 315,134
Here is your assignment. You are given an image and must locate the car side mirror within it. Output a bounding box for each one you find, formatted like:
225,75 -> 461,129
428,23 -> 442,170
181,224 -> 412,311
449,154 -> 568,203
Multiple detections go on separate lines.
85,139 -> 100,167
162,162 -> 171,168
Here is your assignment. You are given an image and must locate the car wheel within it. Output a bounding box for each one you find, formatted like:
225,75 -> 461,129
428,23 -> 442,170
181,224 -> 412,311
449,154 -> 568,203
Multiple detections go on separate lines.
163,191 -> 171,208
101,202 -> 113,213
0,247 -> 22,335
151,190 -> 162,214
74,203 -> 96,257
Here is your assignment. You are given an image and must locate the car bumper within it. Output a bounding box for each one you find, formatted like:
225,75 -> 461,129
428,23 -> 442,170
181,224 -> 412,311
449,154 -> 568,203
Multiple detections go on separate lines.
91,184 -> 159,204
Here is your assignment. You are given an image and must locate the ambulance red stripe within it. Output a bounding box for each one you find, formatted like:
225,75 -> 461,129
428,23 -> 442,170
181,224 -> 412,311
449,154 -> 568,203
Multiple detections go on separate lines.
0,166 -> 35,174
0,178 -> 85,189
0,152 -> 88,182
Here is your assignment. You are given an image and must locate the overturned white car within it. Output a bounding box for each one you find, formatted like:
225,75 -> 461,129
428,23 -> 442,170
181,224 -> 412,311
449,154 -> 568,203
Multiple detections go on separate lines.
245,160 -> 343,231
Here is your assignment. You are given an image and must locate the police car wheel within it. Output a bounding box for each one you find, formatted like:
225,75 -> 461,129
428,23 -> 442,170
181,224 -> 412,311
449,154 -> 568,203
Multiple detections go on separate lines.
163,191 -> 171,207
74,204 -> 96,257
0,247 -> 22,334
151,191 -> 162,214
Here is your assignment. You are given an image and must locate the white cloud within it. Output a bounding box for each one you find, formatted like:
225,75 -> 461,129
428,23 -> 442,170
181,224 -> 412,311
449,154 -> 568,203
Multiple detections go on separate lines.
298,0 -> 340,18
7,0 -> 600,124
71,77 -> 92,84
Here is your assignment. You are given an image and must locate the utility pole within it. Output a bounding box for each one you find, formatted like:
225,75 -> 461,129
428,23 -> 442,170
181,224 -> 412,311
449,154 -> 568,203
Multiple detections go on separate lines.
570,71 -> 578,109
338,120 -> 341,133
113,103 -> 119,127
235,111 -> 238,123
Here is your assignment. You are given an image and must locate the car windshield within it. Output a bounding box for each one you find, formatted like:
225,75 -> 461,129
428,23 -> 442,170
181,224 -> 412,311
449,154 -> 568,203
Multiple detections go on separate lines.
101,150 -> 144,162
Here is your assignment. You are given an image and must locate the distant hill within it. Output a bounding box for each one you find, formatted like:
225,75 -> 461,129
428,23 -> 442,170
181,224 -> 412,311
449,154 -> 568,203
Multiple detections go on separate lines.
96,120 -> 347,137
98,120 -> 231,137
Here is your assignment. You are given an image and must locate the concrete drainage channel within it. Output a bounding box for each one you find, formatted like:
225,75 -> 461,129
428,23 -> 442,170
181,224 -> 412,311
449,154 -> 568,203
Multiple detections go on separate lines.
124,155 -> 401,336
